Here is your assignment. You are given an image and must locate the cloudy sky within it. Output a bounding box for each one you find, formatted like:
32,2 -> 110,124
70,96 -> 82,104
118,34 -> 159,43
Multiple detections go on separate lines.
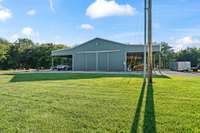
0,0 -> 200,51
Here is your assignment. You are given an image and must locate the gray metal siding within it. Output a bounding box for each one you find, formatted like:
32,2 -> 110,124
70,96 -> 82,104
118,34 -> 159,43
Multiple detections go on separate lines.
109,51 -> 124,71
52,38 -> 161,72
74,51 -> 125,71
52,38 -> 161,57
74,39 -> 126,52
74,53 -> 85,71
86,53 -> 96,71
98,52 -> 108,71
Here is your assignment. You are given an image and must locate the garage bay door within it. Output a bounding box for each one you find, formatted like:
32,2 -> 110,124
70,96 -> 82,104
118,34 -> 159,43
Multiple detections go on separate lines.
98,52 -> 108,71
86,53 -> 96,71
75,50 -> 123,71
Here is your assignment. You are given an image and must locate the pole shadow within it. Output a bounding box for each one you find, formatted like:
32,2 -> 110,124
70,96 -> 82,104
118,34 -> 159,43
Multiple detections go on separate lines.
131,79 -> 146,133
131,81 -> 157,133
143,83 -> 156,133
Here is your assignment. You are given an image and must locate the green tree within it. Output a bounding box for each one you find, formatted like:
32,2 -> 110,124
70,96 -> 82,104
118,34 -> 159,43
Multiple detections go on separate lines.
37,43 -> 66,69
0,38 -> 11,69
5,38 -> 66,69
8,38 -> 34,69
176,48 -> 200,67
160,42 -> 175,69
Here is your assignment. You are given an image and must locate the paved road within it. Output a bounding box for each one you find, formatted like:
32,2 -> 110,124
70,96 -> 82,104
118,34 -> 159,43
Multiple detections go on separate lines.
162,70 -> 200,77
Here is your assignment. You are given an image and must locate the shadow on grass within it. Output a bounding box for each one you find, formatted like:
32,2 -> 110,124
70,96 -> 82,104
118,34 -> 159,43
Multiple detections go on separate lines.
9,73 -> 141,82
143,83 -> 156,133
131,79 -> 146,133
131,82 -> 156,133
9,72 -> 170,82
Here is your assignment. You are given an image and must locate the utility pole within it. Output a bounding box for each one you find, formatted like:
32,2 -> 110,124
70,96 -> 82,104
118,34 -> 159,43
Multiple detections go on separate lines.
144,0 -> 147,80
147,0 -> 153,84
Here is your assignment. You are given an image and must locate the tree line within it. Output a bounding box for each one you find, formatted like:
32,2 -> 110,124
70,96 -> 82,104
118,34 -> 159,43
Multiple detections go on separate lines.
159,42 -> 200,68
0,37 -> 200,70
0,38 -> 67,70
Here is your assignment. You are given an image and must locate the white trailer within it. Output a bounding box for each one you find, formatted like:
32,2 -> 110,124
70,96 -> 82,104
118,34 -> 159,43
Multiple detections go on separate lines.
176,62 -> 191,71
170,61 -> 191,71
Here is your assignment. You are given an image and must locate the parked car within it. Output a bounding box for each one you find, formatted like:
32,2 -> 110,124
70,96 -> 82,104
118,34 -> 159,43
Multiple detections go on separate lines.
51,65 -> 72,71
192,65 -> 200,72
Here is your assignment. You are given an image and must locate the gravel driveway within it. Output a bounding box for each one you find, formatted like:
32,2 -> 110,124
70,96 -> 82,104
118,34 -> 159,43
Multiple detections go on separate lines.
162,70 -> 200,77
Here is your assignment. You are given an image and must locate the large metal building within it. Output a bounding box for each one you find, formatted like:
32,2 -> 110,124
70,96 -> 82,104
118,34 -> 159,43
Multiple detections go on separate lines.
52,38 -> 161,72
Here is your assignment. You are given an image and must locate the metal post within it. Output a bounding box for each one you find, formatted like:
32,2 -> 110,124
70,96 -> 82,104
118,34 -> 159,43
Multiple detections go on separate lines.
96,52 -> 98,71
124,52 -> 127,72
147,0 -> 153,84
153,53 -> 156,70
51,56 -> 54,68
144,0 -> 147,79
159,52 -> 161,72
72,55 -> 74,71
85,54 -> 87,71
107,53 -> 109,71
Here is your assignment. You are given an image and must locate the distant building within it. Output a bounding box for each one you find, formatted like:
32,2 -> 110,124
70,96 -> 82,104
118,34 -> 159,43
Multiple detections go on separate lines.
51,38 -> 160,72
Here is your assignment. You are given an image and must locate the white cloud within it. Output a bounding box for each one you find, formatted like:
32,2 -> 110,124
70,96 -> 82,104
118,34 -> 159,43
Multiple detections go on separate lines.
27,9 -> 36,16
22,27 -> 34,37
0,1 -> 12,22
49,0 -> 55,12
9,28 -> 40,42
86,0 -> 136,19
173,36 -> 200,51
176,36 -> 194,44
10,34 -> 19,42
0,8 -> 12,22
80,24 -> 94,30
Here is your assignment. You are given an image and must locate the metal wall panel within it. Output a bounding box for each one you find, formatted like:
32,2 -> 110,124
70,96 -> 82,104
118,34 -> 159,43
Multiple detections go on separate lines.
86,53 -> 96,71
98,52 -> 108,71
52,38 -> 162,72
74,53 -> 85,71
74,51 -> 125,71
109,51 -> 124,71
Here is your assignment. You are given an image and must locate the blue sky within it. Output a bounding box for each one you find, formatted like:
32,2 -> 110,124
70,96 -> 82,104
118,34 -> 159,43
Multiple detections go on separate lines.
0,0 -> 200,50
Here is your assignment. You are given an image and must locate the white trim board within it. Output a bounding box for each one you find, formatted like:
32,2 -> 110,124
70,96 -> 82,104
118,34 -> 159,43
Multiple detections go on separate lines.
76,50 -> 120,54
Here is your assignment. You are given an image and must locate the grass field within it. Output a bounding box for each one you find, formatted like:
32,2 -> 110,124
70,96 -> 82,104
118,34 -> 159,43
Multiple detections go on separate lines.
0,70 -> 16,73
0,73 -> 200,133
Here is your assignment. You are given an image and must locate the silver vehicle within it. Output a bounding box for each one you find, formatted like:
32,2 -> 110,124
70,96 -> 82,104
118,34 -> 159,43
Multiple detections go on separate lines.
51,65 -> 72,71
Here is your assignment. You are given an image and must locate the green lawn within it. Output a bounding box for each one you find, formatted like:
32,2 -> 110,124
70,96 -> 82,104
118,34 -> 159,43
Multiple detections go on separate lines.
0,73 -> 200,133
0,70 -> 16,73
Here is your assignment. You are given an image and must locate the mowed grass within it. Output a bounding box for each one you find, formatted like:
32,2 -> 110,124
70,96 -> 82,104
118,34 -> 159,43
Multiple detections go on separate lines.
0,73 -> 200,133
0,70 -> 16,73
